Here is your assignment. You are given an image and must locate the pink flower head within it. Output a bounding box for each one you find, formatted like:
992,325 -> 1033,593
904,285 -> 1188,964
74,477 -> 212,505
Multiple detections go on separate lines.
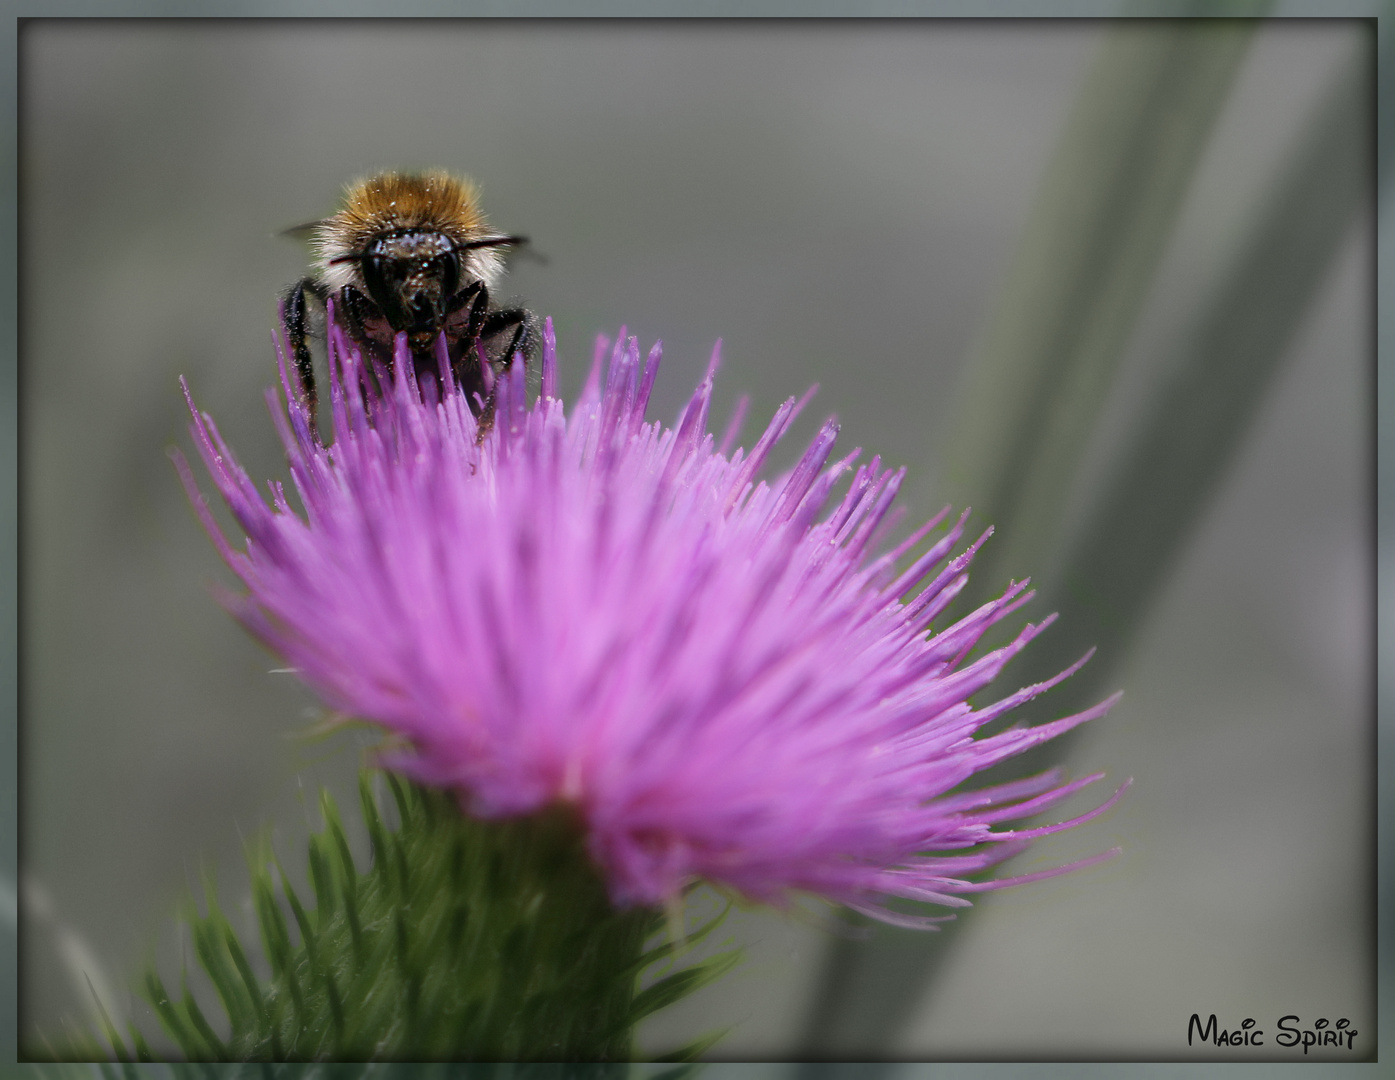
176,315 -> 1127,927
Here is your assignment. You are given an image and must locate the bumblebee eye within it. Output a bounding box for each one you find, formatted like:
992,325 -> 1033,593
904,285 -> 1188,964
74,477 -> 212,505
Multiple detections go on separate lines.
437,252 -> 461,295
358,252 -> 399,318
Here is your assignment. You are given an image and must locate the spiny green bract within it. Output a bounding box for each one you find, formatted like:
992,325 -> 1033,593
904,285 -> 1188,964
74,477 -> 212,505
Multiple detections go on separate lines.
100,773 -> 737,1063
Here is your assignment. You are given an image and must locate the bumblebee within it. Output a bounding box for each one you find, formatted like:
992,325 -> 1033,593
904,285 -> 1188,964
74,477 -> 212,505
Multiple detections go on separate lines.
283,170 -> 534,425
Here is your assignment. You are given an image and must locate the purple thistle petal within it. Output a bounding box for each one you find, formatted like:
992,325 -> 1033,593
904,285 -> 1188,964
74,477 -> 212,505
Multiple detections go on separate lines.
581,332 -> 609,408
541,317 -> 559,400
717,394 -> 749,458
179,322 -> 1126,924
635,340 -> 663,433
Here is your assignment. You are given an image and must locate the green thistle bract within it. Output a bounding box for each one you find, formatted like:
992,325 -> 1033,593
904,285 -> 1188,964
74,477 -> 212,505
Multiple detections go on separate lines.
132,773 -> 734,1063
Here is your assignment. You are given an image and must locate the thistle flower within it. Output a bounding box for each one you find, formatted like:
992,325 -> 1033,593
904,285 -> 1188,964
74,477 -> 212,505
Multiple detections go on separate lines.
176,315 -> 1126,929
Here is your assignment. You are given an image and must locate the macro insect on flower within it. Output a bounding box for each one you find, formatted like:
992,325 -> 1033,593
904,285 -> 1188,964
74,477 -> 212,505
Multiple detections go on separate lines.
175,312 -> 1127,928
282,170 -> 534,428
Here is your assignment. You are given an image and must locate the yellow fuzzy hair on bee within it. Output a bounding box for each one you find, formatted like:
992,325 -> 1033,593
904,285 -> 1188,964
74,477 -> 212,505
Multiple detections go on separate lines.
312,170 -> 505,292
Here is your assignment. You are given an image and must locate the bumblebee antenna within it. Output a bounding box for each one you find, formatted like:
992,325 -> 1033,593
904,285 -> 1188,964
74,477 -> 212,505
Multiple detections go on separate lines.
454,235 -> 529,252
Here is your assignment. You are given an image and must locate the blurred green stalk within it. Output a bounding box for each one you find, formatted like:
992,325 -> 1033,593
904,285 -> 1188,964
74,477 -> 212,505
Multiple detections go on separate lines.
1015,44 -> 1371,724
942,16 -> 1260,603
800,14 -> 1372,1057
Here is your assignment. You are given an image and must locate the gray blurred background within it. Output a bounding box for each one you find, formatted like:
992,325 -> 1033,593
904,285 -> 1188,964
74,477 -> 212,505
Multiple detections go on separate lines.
19,20 -> 1372,1060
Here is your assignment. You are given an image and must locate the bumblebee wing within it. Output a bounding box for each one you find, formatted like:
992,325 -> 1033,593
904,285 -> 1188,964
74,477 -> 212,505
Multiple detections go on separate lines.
279,218 -> 327,241
509,240 -> 549,267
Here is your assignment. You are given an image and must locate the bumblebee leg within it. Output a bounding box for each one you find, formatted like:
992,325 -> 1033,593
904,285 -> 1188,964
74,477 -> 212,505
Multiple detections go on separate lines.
470,279 -> 531,369
282,278 -> 325,422
337,286 -> 378,352
444,280 -> 484,330
335,285 -> 399,397
449,284 -> 490,399
447,282 -> 485,381
461,281 -> 489,340
478,306 -> 533,371
469,306 -> 534,441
